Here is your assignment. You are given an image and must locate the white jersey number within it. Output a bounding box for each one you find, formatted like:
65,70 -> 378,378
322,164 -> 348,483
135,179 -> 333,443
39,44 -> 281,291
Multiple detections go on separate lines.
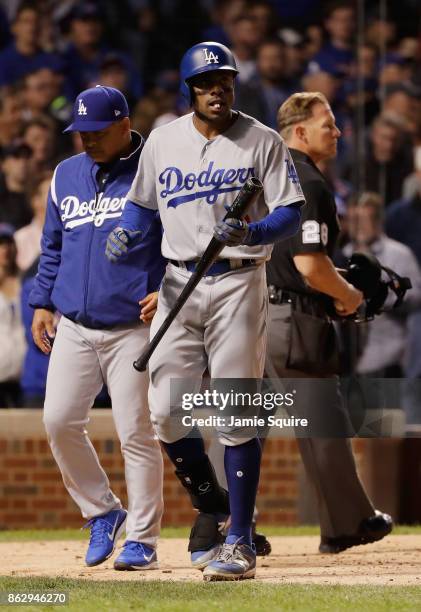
302,220 -> 328,245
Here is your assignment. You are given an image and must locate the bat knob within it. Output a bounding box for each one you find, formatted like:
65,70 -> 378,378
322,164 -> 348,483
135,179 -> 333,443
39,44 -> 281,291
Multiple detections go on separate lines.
133,358 -> 147,372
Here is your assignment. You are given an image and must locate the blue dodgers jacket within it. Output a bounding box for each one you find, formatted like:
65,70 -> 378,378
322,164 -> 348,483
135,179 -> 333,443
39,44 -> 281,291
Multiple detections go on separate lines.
29,132 -> 166,328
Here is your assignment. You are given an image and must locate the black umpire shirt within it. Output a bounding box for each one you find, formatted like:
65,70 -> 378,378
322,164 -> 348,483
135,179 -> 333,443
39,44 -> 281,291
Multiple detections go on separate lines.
267,148 -> 340,295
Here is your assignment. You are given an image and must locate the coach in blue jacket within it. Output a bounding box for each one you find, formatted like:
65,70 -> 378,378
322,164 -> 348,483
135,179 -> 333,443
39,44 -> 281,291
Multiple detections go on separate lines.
29,86 -> 165,571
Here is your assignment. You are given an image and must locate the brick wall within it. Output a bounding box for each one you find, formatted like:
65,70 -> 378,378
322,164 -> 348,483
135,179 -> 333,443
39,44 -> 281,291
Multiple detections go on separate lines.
0,411 -> 400,529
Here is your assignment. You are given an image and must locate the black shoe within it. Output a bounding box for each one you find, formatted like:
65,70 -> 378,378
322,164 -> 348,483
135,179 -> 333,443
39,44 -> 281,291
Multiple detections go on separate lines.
252,521 -> 272,556
319,510 -> 393,554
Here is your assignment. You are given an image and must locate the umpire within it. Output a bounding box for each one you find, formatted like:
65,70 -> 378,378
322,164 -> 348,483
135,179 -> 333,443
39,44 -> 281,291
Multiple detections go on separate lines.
266,92 -> 392,552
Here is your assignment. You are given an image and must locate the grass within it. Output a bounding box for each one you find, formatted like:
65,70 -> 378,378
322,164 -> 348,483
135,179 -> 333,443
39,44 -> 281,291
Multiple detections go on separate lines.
0,525 -> 420,542
0,578 -> 421,612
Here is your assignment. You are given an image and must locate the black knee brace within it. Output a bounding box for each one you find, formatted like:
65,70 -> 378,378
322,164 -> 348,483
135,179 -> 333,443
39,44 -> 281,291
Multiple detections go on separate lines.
174,455 -> 230,514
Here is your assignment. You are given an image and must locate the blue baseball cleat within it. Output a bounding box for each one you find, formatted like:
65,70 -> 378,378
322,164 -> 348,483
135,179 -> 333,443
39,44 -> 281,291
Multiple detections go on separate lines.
203,537 -> 256,581
84,508 -> 127,567
114,541 -> 158,570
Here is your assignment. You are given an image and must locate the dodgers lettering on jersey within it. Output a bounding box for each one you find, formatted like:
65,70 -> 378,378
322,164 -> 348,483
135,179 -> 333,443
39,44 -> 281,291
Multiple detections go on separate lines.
127,112 -> 304,261
159,162 -> 255,208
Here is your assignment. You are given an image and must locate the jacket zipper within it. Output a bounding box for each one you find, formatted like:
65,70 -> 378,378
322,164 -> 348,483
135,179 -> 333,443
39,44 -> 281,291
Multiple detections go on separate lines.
83,164 -> 100,322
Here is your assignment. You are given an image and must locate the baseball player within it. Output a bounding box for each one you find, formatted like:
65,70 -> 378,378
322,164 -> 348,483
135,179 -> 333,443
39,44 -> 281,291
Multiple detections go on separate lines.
29,86 -> 166,570
106,42 -> 304,581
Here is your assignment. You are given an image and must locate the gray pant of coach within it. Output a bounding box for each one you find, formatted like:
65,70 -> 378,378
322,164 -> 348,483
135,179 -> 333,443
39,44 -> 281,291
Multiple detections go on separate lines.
210,302 -> 374,538
43,317 -> 163,547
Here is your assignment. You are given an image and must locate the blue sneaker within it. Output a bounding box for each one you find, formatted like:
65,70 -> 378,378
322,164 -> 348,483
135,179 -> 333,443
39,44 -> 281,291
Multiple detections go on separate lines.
203,537 -> 256,581
84,508 -> 127,567
114,541 -> 158,570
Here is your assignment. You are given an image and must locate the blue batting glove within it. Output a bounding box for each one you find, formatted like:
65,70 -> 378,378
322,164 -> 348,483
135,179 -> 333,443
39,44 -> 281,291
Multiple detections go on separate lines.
105,227 -> 141,262
213,218 -> 250,247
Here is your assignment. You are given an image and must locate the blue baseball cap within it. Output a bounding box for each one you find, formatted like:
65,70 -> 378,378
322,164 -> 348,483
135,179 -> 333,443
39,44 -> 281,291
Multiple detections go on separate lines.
63,85 -> 129,133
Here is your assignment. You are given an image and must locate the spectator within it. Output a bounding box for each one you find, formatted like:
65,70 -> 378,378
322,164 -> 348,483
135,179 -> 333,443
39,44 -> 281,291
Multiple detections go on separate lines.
343,77 -> 379,127
130,97 -> 161,139
236,38 -> 292,128
0,224 -> 26,407
15,172 -> 51,271
0,86 -> 24,151
344,114 -> 414,206
309,0 -> 356,79
201,0 -> 245,47
378,54 -> 414,88
229,14 -> 262,84
21,67 -> 72,128
382,83 -> 421,137
62,2 -> 142,100
364,16 -> 396,54
386,183 -> 421,269
354,43 -> 378,80
304,24 -> 324,60
301,67 -> 340,104
22,67 -> 60,120
0,142 -> 33,229
97,54 -> 136,109
19,255 -> 50,407
22,117 -> 57,175
0,1 -> 62,87
278,29 -> 307,84
150,70 -> 182,118
246,0 -> 277,40
397,37 -> 419,60
343,193 -> 421,378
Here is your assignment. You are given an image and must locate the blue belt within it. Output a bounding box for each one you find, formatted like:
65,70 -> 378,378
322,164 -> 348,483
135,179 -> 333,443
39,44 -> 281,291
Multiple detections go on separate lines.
169,258 -> 260,276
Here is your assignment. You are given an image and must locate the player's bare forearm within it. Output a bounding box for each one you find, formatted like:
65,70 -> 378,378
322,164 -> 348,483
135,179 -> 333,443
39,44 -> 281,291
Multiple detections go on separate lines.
293,252 -> 362,313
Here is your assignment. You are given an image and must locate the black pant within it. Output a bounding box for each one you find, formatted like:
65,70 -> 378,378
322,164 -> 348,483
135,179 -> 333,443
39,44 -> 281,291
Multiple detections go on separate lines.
264,302 -> 374,538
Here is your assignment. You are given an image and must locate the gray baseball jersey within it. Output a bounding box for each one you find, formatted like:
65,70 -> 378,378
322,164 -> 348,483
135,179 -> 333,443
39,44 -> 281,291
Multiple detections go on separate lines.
127,112 -> 303,260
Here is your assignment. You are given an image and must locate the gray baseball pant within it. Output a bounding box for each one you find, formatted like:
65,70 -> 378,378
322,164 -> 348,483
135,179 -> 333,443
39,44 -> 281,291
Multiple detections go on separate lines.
43,316 -> 163,546
148,263 -> 268,445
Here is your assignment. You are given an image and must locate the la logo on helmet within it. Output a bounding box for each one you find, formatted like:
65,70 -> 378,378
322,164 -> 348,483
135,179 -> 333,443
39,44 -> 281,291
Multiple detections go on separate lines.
78,99 -> 87,116
203,48 -> 219,64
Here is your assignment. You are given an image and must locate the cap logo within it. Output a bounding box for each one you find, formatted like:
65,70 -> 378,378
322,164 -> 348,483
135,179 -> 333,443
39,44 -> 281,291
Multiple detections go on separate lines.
203,48 -> 219,64
78,99 -> 87,116
114,109 -> 121,116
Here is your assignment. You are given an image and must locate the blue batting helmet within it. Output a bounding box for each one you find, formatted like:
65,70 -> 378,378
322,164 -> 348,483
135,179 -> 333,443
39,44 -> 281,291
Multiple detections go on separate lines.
180,41 -> 239,105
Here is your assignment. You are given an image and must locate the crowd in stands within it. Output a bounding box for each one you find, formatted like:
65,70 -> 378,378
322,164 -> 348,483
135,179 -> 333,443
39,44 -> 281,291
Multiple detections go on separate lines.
0,0 -> 420,427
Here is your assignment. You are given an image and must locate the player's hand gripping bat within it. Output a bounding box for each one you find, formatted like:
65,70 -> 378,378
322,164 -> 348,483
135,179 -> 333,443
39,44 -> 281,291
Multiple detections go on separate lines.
133,176 -> 263,372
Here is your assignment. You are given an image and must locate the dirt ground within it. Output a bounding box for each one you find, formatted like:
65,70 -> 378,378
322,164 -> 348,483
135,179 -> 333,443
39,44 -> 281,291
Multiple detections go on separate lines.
2,535 -> 421,585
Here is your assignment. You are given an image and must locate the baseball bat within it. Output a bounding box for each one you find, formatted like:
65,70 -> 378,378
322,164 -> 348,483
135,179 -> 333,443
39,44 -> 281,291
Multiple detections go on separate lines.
133,176 -> 263,371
